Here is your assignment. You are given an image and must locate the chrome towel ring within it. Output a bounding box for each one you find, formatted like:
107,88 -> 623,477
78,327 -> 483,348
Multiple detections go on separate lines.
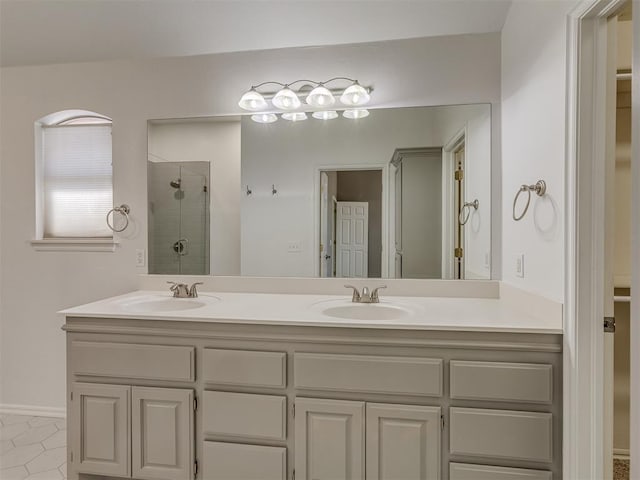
106,204 -> 130,232
459,199 -> 479,226
513,180 -> 546,221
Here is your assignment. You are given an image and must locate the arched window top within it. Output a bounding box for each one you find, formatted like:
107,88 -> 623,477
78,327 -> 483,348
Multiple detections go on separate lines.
37,109 -> 112,126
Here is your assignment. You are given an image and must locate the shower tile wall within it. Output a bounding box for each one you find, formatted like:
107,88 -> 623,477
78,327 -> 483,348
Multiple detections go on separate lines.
148,161 -> 210,275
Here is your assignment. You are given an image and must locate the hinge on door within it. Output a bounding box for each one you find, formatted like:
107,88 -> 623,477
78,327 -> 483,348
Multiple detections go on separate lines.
70,451 -> 73,463
441,415 -> 445,431
194,397 -> 198,411
604,316 -> 616,333
454,169 -> 464,181
70,391 -> 73,401
293,469 -> 295,480
194,460 -> 198,478
454,247 -> 464,258
292,403 -> 295,418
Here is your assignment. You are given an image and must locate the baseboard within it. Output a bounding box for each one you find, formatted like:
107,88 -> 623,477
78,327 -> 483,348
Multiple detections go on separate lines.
0,403 -> 66,418
614,448 -> 630,459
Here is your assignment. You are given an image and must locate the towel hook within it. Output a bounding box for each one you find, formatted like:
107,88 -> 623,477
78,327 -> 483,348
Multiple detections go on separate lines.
459,199 -> 479,226
106,204 -> 130,232
513,180 -> 546,221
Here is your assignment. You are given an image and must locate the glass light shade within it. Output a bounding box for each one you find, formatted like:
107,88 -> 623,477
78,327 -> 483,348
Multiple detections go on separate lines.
282,112 -> 308,122
306,85 -> 335,107
340,82 -> 370,106
272,87 -> 302,110
251,113 -> 278,124
312,110 -> 339,120
343,109 -> 370,119
238,89 -> 268,111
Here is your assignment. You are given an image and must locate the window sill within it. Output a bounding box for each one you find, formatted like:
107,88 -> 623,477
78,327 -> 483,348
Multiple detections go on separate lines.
30,238 -> 119,252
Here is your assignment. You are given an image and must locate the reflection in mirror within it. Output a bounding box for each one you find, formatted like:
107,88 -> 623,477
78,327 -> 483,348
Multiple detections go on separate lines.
147,104 -> 491,279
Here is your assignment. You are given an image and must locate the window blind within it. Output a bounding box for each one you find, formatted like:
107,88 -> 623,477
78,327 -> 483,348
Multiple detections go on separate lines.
42,125 -> 113,238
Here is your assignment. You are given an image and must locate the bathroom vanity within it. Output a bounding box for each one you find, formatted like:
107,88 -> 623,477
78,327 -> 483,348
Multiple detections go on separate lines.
63,289 -> 562,480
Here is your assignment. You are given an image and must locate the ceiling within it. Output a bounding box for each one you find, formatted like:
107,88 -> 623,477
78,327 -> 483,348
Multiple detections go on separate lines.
0,0 -> 511,68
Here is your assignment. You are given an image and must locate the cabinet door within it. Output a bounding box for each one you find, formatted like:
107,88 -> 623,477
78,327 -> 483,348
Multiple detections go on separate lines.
295,398 -> 365,480
366,403 -> 441,480
132,386 -> 194,480
71,382 -> 131,477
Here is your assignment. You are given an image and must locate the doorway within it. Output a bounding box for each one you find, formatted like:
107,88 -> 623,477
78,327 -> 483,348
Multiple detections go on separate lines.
318,169 -> 382,278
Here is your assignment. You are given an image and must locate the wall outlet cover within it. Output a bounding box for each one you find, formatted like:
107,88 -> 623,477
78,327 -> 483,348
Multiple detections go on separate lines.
516,254 -> 525,278
135,249 -> 146,267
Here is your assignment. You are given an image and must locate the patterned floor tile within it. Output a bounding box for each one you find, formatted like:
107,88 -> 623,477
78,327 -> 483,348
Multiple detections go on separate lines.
24,469 -> 63,480
25,447 -> 66,475
0,444 -> 44,469
0,416 -> 34,427
0,465 -> 29,480
1,440 -> 15,455
27,418 -> 59,428
0,423 -> 31,441
58,462 -> 66,478
42,431 -> 66,450
13,425 -> 57,447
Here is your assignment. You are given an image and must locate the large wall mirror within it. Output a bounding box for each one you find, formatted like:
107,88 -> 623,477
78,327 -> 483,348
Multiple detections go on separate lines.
148,104 -> 491,279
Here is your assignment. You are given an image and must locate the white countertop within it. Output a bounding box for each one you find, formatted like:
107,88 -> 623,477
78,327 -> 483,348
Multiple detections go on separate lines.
61,290 -> 563,334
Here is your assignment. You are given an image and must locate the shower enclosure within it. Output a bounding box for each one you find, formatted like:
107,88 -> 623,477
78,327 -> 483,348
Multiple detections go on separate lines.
148,161 -> 210,274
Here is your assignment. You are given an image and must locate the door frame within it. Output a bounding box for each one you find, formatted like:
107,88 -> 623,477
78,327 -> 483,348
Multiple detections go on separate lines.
313,164 -> 388,278
443,127 -> 467,279
565,1 -> 631,478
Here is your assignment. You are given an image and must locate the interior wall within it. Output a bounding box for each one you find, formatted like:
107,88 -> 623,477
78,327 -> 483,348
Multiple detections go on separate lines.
0,33 -> 500,411
148,120 -> 241,276
336,170 -> 382,277
501,0 -> 580,303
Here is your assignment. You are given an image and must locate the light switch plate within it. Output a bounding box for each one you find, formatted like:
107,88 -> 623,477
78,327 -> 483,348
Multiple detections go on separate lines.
287,241 -> 302,253
135,249 -> 146,267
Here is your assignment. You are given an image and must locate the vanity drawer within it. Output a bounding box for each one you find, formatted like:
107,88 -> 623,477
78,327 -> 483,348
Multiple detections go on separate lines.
203,441 -> 286,480
202,391 -> 287,441
71,341 -> 194,382
450,407 -> 553,463
450,361 -> 553,404
450,463 -> 552,480
202,348 -> 286,388
294,353 -> 443,396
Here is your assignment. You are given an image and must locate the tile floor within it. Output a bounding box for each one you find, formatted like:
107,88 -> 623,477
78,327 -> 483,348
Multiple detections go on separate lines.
0,415 -> 67,480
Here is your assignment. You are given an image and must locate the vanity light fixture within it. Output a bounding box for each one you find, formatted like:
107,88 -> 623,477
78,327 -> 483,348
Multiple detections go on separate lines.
343,109 -> 370,119
312,110 -> 339,120
240,77 -> 372,123
282,112 -> 308,122
238,88 -> 268,111
272,87 -> 302,111
251,113 -> 278,124
340,81 -> 371,106
306,85 -> 336,107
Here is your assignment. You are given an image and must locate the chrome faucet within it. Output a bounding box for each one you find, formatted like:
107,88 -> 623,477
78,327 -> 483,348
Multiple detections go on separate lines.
345,285 -> 387,303
167,281 -> 203,298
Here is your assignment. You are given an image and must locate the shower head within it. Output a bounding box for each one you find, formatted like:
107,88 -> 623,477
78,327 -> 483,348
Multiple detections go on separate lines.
170,179 -> 181,189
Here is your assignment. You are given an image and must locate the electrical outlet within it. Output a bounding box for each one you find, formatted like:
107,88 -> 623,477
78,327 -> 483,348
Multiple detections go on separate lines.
287,241 -> 302,253
135,249 -> 146,267
484,252 -> 490,268
516,254 -> 525,278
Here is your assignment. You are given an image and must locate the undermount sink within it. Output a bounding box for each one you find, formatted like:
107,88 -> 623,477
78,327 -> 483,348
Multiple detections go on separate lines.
117,294 -> 218,313
313,300 -> 413,321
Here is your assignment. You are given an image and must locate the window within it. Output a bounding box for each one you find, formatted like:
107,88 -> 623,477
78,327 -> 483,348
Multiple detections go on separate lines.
35,110 -> 113,241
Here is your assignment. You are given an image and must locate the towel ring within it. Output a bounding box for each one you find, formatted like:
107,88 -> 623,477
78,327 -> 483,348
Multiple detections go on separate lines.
106,204 -> 130,232
459,199 -> 479,226
513,180 -> 546,221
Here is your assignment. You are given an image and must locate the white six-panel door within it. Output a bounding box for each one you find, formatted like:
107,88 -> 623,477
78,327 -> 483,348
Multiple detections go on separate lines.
336,202 -> 369,278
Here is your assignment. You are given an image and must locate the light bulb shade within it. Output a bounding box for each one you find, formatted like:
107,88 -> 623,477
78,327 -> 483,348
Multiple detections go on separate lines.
306,85 -> 336,107
282,112 -> 308,122
343,109 -> 370,119
239,89 -> 268,111
340,82 -> 370,106
251,113 -> 278,124
272,87 -> 302,110
312,110 -> 339,120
